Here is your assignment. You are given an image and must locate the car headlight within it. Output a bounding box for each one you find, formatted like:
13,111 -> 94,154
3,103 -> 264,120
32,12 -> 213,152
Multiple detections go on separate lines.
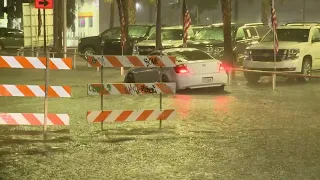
163,45 -> 174,49
133,45 -> 139,55
244,50 -> 252,60
205,46 -> 213,54
284,49 -> 300,60
213,47 -> 224,56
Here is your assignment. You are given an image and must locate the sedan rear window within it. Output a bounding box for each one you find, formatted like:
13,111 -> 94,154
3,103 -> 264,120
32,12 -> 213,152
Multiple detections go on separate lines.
167,50 -> 212,61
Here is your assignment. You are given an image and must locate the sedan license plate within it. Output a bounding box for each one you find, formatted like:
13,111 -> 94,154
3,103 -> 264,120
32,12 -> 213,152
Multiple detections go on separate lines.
202,77 -> 213,83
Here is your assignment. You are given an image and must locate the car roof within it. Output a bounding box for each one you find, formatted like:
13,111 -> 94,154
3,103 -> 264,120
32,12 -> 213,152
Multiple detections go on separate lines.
160,48 -> 201,53
278,25 -> 313,29
162,25 -> 185,29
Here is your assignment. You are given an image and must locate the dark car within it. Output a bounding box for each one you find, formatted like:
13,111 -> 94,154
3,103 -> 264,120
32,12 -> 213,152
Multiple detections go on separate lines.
78,25 -> 156,58
187,23 -> 270,65
133,25 -> 195,55
191,24 -> 208,35
0,27 -> 24,52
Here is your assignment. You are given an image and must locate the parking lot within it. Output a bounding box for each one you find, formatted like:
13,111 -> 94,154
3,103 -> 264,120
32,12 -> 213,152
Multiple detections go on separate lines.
1,54 -> 320,179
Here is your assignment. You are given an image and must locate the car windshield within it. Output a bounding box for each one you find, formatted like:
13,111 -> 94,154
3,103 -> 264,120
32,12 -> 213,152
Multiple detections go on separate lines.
128,26 -> 150,38
194,27 -> 224,41
148,29 -> 183,40
262,29 -> 309,42
166,50 -> 212,61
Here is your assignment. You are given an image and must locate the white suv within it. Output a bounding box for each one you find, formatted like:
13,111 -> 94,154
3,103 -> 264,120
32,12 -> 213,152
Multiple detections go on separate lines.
243,24 -> 320,83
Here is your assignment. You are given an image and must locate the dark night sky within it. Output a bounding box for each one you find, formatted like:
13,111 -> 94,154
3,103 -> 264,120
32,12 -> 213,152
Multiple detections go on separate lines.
99,0 -> 320,33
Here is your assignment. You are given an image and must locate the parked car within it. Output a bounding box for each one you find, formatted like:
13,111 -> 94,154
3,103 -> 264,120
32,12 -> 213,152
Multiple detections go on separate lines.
78,25 -> 156,58
243,23 -> 320,83
192,24 -> 208,34
133,25 -> 195,55
187,23 -> 270,65
0,27 -> 24,51
124,48 -> 228,91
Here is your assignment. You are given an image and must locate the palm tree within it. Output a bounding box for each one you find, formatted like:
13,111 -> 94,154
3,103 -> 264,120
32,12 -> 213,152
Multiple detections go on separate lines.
128,0 -> 136,24
116,0 -> 129,53
220,0 -> 233,65
261,0 -> 285,24
52,0 -> 76,54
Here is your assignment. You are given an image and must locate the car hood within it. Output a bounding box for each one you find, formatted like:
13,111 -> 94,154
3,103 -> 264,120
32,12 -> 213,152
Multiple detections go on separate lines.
80,36 -> 100,41
187,40 -> 225,47
136,40 -> 183,47
248,41 -> 309,50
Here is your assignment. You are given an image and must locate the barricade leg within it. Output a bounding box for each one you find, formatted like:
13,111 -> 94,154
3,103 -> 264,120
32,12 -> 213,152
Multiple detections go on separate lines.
73,49 -> 77,69
228,69 -> 232,85
121,67 -> 125,76
100,66 -> 104,130
272,73 -> 276,90
159,67 -> 163,129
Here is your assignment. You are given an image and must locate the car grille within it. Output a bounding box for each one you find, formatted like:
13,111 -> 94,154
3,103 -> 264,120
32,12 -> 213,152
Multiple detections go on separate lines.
138,46 -> 155,55
251,49 -> 286,62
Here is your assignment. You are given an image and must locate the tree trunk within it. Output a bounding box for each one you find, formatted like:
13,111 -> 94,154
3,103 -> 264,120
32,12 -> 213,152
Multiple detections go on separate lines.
261,0 -> 271,24
220,0 -> 233,65
128,0 -> 136,24
233,0 -> 239,23
109,0 -> 115,28
116,0 -> 129,54
53,0 -> 63,56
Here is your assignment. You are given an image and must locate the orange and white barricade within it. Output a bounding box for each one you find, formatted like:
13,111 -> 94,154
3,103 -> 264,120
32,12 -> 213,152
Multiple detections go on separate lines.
87,55 -> 177,129
0,56 -> 72,126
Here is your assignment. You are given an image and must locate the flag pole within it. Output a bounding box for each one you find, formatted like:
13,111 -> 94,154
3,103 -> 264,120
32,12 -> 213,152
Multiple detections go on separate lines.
272,0 -> 276,90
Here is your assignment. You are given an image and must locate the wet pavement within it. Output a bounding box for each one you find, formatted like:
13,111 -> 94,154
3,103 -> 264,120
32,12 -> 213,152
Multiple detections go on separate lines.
0,54 -> 319,179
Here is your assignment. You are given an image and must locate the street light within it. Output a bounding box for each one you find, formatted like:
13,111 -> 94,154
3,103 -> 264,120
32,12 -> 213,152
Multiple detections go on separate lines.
136,2 -> 141,11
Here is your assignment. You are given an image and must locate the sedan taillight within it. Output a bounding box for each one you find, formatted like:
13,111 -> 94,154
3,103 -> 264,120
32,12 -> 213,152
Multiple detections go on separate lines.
174,64 -> 188,73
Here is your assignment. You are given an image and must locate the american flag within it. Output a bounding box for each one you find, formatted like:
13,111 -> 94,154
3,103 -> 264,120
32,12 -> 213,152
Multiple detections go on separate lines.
183,0 -> 191,47
271,7 -> 279,53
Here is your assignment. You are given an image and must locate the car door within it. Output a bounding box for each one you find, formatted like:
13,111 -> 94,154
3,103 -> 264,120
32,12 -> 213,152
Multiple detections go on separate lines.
11,29 -> 24,48
233,27 -> 248,61
102,27 -> 121,55
0,28 -> 11,48
310,28 -> 320,69
134,51 -> 163,83
0,28 -> 7,50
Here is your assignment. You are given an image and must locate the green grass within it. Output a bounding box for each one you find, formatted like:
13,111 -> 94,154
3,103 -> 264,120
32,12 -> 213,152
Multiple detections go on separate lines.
1,62 -> 320,179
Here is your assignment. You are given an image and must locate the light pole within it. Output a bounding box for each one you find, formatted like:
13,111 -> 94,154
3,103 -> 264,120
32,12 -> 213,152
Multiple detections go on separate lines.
302,0 -> 306,23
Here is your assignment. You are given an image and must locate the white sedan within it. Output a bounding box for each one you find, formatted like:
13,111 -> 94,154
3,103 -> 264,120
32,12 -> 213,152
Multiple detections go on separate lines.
124,48 -> 228,91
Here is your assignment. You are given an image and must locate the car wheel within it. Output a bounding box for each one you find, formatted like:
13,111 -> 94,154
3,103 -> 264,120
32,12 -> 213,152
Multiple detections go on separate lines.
126,73 -> 135,83
217,85 -> 225,92
297,58 -> 312,83
84,47 -> 95,59
244,71 -> 260,84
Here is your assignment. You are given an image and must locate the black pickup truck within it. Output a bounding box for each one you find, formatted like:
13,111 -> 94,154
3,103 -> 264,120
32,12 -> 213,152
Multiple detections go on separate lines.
78,25 -> 156,58
187,23 -> 270,65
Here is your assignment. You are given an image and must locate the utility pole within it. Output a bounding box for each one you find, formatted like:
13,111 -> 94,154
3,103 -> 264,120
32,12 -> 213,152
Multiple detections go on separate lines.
63,0 -> 67,58
302,0 -> 306,23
